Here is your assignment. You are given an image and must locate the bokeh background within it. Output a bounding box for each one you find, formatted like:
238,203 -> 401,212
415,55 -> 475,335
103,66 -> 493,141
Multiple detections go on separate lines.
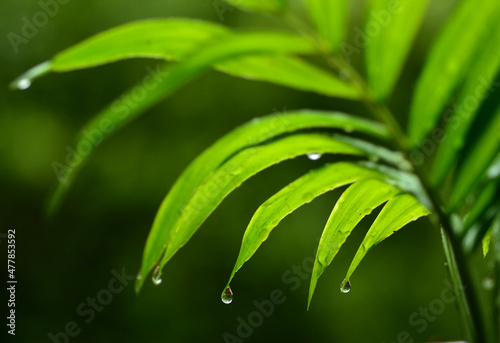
1,0 -> 484,342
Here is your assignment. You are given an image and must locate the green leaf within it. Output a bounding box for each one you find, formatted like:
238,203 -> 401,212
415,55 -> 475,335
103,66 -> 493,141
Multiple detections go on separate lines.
11,19 -> 318,87
222,0 -> 286,13
10,18 -> 227,87
224,164 -> 388,289
464,179 -> 499,230
343,193 -> 430,281
14,19 -> 352,99
12,19 -> 358,97
408,0 -> 500,145
356,161 -> 432,211
41,30 -> 338,214
449,105 -> 500,210
483,228 -> 492,258
138,133 -> 365,292
303,0 -> 348,51
365,0 -> 431,101
463,204 -> 500,255
430,21 -> 500,186
308,179 -> 401,308
216,54 -> 360,99
136,110 -> 388,291
10,19 -> 229,88
52,19 -> 230,71
136,110 -> 389,292
482,214 -> 500,258
331,134 -> 411,170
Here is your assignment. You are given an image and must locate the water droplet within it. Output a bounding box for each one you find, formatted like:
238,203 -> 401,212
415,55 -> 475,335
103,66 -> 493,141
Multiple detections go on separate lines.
340,279 -> 351,293
136,273 -> 142,281
16,78 -> 31,90
152,264 -> 162,285
307,153 -> 322,161
221,286 -> 233,304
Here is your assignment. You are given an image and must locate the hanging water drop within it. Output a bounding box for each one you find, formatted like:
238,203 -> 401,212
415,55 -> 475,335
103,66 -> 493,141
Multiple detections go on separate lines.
152,264 -> 162,285
9,61 -> 51,91
307,153 -> 322,161
16,79 -> 31,90
340,279 -> 351,293
221,286 -> 233,304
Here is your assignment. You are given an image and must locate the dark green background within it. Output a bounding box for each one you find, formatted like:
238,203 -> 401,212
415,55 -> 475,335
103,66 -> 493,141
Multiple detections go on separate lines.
1,0 -> 481,342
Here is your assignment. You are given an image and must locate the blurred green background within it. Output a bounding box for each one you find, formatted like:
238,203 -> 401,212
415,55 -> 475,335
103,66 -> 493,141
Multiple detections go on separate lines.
1,0 -> 475,342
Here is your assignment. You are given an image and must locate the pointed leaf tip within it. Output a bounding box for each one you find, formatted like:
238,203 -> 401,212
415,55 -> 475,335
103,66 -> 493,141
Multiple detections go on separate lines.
344,194 -> 430,281
10,61 -> 51,90
225,163 -> 386,292
309,179 -> 400,306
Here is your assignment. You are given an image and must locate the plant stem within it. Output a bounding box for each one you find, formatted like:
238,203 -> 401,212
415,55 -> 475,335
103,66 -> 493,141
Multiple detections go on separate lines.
441,228 -> 476,341
332,55 -> 487,343
283,12 -> 488,342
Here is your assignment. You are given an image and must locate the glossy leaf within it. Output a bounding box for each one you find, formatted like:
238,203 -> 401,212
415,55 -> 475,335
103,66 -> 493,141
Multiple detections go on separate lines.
332,134 -> 411,170
449,105 -> 500,210
224,165 -> 389,289
135,110 -> 389,292
308,179 -> 401,308
10,19 -> 229,88
464,179 -> 499,230
430,21 -> 500,186
11,19 -> 359,99
408,0 -> 500,145
12,21 -> 317,85
357,161 -> 432,211
304,0 -> 348,51
365,0 -> 430,101
344,193 -> 430,281
41,31 -> 339,214
216,54 -> 360,99
137,133 -> 366,292
483,228 -> 492,258
483,214 -> 500,258
52,19 -> 230,71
